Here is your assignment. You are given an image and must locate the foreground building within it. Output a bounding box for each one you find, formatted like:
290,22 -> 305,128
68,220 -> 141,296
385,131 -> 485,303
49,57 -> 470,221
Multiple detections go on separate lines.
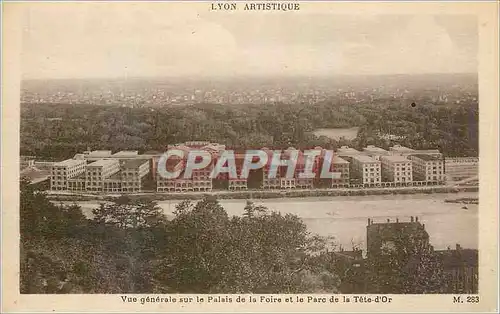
361,217 -> 478,294
366,216 -> 430,259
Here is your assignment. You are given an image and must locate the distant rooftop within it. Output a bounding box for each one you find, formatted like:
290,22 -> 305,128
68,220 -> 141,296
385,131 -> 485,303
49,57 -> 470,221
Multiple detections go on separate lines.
389,145 -> 415,152
413,154 -> 442,161
381,155 -> 411,163
413,149 -> 442,155
122,159 -> 149,168
87,159 -> 118,167
363,145 -> 388,153
53,159 -> 85,167
143,150 -> 163,155
332,156 -> 349,164
352,155 -> 379,163
112,150 -> 139,157
87,150 -> 112,157
337,146 -> 360,154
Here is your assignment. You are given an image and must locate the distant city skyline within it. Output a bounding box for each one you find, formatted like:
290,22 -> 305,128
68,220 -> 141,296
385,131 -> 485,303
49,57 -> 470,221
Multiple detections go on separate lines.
21,3 -> 478,79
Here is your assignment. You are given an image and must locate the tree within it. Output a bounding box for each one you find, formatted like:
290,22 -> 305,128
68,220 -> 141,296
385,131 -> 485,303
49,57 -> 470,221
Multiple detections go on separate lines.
157,197 -> 340,293
92,196 -> 165,229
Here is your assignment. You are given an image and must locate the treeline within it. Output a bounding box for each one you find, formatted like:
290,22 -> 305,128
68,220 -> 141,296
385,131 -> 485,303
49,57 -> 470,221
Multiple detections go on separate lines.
21,178 -> 451,294
20,95 -> 478,160
20,179 -> 340,293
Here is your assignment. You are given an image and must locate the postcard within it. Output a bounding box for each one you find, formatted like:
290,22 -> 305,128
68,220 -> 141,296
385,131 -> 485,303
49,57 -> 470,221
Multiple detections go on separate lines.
1,1 -> 498,312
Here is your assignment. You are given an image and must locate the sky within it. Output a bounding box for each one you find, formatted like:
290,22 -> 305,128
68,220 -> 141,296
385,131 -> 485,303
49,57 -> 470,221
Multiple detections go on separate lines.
20,3 -> 478,79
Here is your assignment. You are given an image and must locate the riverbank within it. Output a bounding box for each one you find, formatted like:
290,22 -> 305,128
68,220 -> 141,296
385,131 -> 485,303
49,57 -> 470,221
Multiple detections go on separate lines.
46,185 -> 478,202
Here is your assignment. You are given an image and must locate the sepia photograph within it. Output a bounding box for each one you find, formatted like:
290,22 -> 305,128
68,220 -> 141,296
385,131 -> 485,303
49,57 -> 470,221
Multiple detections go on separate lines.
2,1 -> 499,313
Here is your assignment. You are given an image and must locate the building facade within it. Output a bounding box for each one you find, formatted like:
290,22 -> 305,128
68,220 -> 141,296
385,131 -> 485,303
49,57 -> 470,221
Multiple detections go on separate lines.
120,159 -> 150,193
50,159 -> 86,191
351,155 -> 381,187
85,159 -> 120,192
328,156 -> 350,188
366,216 -> 431,259
410,154 -> 445,184
380,155 -> 413,185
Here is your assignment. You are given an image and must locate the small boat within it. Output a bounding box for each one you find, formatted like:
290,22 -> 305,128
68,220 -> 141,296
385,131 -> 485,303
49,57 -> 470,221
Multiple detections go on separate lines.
462,205 -> 468,210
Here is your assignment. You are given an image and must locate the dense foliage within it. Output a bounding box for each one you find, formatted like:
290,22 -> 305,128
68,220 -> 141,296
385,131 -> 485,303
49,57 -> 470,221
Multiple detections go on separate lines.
21,96 -> 478,160
20,180 -> 340,293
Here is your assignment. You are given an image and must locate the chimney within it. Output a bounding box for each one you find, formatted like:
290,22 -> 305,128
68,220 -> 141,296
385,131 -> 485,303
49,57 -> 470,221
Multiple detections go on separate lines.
416,216 -> 419,222
368,218 -> 371,226
411,216 -> 414,222
396,218 -> 399,223
387,219 -> 390,223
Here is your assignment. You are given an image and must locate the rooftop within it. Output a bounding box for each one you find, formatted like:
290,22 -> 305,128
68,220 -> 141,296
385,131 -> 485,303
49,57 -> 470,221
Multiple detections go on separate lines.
53,159 -> 85,167
363,145 -> 388,153
87,159 -> 118,167
381,155 -> 411,163
412,149 -> 442,155
87,150 -> 113,158
332,156 -> 349,164
412,154 -> 442,161
352,155 -> 379,163
389,145 -> 415,152
337,146 -> 360,154
112,150 -> 139,157
121,159 -> 149,168
143,150 -> 163,155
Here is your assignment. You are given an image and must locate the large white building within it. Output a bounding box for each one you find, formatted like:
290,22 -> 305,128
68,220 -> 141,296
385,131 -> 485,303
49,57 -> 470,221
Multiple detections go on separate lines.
380,155 -> 413,185
120,159 -> 150,193
50,159 -> 86,191
410,154 -> 445,184
351,155 -> 381,186
85,159 -> 120,192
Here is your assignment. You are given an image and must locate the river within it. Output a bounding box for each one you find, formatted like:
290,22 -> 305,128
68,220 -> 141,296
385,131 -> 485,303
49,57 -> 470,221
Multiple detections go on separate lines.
63,192 -> 478,252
